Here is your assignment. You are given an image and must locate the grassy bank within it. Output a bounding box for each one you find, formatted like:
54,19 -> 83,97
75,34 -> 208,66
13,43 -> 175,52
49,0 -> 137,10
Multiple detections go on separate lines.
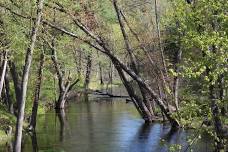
0,104 -> 15,144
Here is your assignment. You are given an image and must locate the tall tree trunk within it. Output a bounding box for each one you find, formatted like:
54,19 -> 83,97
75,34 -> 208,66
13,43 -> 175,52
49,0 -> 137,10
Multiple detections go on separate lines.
218,74 -> 226,115
49,40 -> 79,109
77,50 -> 82,78
84,54 -> 92,91
73,48 -> 82,78
209,12 -> 226,150
209,83 -> 225,150
96,51 -> 104,85
4,65 -> 13,114
28,50 -> 45,131
9,61 -> 21,113
173,48 -> 182,110
99,64 -> 103,85
0,50 -> 8,97
14,0 -> 43,151
154,0 -> 168,76
50,41 -> 65,109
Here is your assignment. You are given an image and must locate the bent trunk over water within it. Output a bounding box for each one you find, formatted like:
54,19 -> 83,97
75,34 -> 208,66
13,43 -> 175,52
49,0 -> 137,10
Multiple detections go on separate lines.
7,4 -> 179,128
113,0 -> 155,118
114,61 -> 154,122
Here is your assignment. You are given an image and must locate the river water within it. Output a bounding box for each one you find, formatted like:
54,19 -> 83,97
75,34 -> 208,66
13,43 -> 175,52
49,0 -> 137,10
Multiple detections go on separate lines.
1,96 -> 213,152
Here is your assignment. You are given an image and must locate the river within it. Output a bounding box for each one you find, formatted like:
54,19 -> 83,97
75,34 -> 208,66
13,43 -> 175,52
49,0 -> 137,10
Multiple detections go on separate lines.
1,95 -> 213,152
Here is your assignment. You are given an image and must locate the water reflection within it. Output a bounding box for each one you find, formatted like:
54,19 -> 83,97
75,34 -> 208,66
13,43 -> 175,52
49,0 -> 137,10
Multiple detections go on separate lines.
0,98 -> 214,152
56,109 -> 67,142
2,141 -> 13,152
30,131 -> 38,152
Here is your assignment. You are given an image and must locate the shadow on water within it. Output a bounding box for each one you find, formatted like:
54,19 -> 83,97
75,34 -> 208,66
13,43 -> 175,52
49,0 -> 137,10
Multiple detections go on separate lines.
0,97 -> 215,152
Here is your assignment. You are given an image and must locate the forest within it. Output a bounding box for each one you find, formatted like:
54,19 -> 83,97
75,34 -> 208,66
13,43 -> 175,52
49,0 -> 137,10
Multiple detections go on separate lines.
0,0 -> 227,152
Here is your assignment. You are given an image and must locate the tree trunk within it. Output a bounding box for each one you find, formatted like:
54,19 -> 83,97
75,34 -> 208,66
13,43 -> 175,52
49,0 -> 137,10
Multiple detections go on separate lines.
28,50 -> 45,131
84,54 -> 92,91
108,52 -> 180,128
173,48 -> 182,110
14,0 -> 43,151
97,51 -> 104,85
56,91 -> 67,109
113,0 -> 154,118
120,9 -> 170,106
114,61 -> 153,122
0,50 -> 8,97
73,48 -> 82,78
209,83 -> 225,150
218,74 -> 226,115
154,0 -> 168,76
98,62 -> 103,85
48,39 -> 79,109
9,61 -> 21,113
77,50 -> 82,78
4,65 -> 13,114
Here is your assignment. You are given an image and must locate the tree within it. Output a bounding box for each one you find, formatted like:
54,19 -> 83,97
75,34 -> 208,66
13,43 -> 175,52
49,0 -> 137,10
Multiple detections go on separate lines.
14,0 -> 44,151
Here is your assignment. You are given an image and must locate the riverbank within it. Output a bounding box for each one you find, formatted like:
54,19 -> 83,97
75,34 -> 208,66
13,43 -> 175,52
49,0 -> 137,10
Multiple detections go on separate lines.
2,99 -> 215,152
0,104 -> 15,144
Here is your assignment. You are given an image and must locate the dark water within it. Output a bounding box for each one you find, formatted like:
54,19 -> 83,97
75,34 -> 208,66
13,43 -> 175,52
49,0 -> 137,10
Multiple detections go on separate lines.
1,97 -> 213,152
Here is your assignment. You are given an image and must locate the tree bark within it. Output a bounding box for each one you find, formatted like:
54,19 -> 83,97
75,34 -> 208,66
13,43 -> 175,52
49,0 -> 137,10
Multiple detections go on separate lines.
28,50 -> 45,131
218,74 -> 226,115
99,63 -> 103,85
209,83 -> 225,150
4,65 -> 13,114
113,61 -> 153,122
154,0 -> 168,76
9,61 -> 21,112
173,48 -> 182,110
120,10 -> 170,105
84,54 -> 92,91
49,40 -> 79,109
0,50 -> 8,97
14,0 -> 44,151
113,0 -> 154,119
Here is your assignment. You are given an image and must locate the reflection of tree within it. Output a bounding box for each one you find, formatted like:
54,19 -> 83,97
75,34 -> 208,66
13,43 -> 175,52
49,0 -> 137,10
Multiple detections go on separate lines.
56,109 -> 67,142
161,126 -> 181,143
5,141 -> 13,152
128,123 -> 152,152
84,93 -> 89,102
30,131 -> 38,152
137,123 -> 152,139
